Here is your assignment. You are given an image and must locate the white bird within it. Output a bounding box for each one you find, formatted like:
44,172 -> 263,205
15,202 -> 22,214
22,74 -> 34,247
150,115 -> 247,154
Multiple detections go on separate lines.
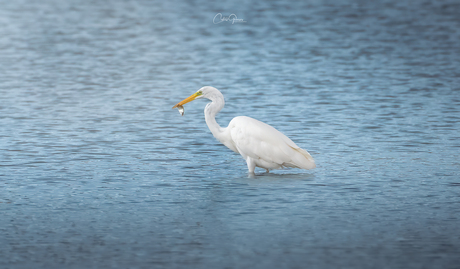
172,86 -> 316,174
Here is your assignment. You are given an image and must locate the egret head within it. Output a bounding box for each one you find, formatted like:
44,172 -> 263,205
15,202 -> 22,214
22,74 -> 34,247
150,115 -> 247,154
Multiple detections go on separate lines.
172,86 -> 219,109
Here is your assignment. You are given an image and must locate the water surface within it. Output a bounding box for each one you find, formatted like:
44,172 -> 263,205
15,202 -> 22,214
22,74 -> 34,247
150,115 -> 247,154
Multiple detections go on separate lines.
1,0 -> 460,268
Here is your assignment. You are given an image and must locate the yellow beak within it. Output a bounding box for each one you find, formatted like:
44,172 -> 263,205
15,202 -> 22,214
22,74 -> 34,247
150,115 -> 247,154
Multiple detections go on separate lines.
172,93 -> 199,109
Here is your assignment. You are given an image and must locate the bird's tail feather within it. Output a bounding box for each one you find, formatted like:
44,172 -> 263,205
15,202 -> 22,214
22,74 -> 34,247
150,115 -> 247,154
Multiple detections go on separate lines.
285,146 -> 316,170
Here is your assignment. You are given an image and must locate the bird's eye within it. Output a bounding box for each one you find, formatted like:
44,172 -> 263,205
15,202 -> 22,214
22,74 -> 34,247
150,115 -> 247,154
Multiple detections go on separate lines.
196,91 -> 203,96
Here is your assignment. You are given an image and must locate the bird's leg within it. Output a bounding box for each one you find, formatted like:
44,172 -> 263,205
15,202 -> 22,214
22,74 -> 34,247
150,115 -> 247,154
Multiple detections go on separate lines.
246,157 -> 255,174
265,169 -> 269,173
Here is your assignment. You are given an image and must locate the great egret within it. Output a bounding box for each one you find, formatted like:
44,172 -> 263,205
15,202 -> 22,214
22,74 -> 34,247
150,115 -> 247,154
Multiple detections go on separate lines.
172,86 -> 316,174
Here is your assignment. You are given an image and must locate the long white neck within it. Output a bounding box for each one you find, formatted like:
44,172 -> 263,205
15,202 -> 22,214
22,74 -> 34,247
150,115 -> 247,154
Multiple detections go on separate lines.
204,93 -> 226,143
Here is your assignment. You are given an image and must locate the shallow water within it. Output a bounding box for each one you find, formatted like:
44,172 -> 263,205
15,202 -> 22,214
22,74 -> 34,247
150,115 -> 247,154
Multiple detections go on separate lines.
1,0 -> 460,268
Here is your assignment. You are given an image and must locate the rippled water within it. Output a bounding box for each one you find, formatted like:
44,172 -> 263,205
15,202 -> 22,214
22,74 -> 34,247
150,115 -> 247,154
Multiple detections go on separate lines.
1,0 -> 460,268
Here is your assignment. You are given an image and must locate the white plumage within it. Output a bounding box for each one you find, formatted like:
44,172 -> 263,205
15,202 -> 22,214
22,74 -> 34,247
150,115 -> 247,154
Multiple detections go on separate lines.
173,86 -> 315,174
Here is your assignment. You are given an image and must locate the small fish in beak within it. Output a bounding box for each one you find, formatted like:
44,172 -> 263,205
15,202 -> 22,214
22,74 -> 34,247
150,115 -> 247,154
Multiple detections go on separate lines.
177,105 -> 184,116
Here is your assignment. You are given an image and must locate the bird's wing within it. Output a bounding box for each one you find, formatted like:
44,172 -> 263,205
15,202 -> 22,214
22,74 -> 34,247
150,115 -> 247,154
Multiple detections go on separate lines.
228,116 -> 315,169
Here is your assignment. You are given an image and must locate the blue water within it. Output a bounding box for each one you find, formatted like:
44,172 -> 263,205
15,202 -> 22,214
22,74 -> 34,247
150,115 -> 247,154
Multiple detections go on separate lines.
1,0 -> 460,268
